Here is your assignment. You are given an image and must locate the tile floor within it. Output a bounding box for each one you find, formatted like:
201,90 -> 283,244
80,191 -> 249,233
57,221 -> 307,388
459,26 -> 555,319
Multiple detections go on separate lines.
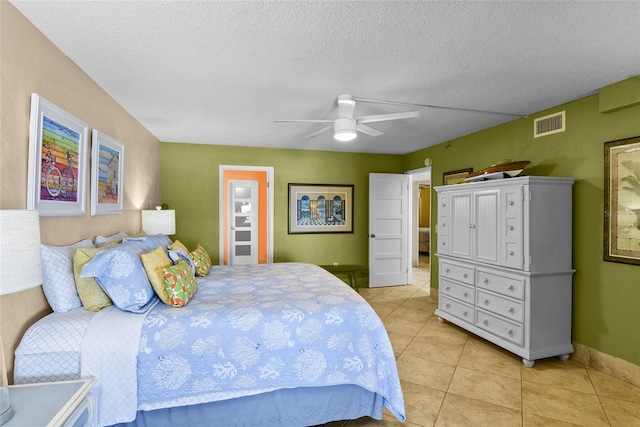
328,259 -> 640,427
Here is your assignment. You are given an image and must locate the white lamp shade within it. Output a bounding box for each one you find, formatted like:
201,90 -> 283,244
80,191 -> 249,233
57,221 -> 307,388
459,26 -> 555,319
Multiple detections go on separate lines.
0,210 -> 43,296
141,209 -> 176,235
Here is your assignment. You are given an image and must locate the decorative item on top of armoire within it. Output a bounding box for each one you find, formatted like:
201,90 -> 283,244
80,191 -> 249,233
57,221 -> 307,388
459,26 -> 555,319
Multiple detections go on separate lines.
27,94 -> 89,217
434,176 -> 575,367
464,160 -> 531,182
604,136 -> 640,265
90,130 -> 124,216
442,168 -> 472,186
141,206 -> 176,236
0,210 -> 43,425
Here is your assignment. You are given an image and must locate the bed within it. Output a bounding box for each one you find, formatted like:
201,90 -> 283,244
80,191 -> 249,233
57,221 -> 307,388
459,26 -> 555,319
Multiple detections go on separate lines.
419,227 -> 430,254
14,235 -> 405,427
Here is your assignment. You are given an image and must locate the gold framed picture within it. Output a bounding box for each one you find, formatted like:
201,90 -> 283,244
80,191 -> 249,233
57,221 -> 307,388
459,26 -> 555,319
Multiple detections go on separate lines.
443,168 -> 472,186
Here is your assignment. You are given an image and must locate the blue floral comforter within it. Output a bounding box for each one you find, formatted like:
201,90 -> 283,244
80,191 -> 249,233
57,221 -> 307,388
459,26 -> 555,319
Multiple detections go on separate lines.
135,262 -> 405,420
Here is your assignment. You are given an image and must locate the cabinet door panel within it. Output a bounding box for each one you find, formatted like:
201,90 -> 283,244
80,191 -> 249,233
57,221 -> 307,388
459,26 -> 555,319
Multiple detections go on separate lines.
449,192 -> 472,258
474,189 -> 500,264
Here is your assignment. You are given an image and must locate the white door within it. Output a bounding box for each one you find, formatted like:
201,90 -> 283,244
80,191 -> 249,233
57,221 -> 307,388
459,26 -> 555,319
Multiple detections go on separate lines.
369,173 -> 410,287
229,180 -> 258,265
473,189 -> 500,264
449,191 -> 472,259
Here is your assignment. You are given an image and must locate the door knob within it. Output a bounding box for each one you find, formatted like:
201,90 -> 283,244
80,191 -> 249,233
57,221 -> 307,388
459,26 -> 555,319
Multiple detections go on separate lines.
370,234 -> 376,238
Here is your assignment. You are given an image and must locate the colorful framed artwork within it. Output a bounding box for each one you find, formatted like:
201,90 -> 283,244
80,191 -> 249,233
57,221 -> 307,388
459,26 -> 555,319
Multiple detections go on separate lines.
90,130 -> 124,215
27,93 -> 89,216
604,136 -> 640,265
443,168 -> 472,185
288,183 -> 354,234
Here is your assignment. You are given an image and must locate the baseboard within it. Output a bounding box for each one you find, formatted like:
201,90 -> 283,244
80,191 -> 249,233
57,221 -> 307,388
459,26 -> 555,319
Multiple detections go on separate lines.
571,342 -> 640,388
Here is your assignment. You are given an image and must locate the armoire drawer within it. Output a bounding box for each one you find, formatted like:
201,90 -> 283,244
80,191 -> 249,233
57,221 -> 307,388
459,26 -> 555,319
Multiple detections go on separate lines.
440,278 -> 474,304
475,308 -> 524,346
440,261 -> 474,286
476,269 -> 525,300
476,289 -> 524,323
440,295 -> 474,324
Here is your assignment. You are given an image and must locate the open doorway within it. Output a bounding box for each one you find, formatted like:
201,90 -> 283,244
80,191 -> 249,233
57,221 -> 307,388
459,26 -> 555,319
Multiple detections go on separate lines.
407,167 -> 431,289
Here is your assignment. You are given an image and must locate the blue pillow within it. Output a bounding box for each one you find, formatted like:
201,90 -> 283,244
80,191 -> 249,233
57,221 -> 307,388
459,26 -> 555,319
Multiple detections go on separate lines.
80,241 -> 157,313
123,234 -> 172,251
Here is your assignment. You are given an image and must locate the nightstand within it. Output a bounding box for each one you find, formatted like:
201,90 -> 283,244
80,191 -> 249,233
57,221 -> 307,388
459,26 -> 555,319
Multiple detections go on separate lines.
319,264 -> 367,292
5,378 -> 96,427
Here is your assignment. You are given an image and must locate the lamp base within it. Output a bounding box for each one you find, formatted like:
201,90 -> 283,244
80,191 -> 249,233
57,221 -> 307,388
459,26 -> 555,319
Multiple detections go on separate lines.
0,404 -> 13,426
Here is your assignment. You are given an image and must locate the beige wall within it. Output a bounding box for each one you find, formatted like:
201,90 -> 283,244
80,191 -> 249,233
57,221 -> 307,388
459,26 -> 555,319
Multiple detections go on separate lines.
0,2 -> 162,381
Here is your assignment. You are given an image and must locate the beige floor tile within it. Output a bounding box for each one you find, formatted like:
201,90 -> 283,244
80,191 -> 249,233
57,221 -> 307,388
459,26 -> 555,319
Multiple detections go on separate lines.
415,317 -> 468,345
521,358 -> 595,395
387,331 -> 415,357
434,393 -> 522,427
447,366 -> 522,410
588,367 -> 640,404
382,315 -> 425,336
368,300 -> 398,319
457,336 -> 521,380
396,353 -> 456,392
402,335 -> 464,367
399,296 -> 437,313
400,381 -> 446,427
523,413 -> 584,426
386,306 -> 433,324
600,396 -> 640,427
522,381 -> 609,426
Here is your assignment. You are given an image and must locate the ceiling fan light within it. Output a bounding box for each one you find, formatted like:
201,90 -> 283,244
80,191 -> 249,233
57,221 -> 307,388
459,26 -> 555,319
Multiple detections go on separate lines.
334,118 -> 357,142
334,129 -> 357,142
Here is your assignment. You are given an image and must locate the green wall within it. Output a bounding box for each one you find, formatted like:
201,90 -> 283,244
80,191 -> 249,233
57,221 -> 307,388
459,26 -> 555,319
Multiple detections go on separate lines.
160,143 -> 403,268
404,77 -> 640,366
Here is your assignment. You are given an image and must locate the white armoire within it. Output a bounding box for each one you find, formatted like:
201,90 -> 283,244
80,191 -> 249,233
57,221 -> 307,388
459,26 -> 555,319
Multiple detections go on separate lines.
434,176 -> 575,367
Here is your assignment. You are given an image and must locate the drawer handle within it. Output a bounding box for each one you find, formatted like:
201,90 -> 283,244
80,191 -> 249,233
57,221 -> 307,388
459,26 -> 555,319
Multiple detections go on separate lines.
482,318 -> 488,326
508,200 -> 515,206
462,273 -> 468,278
508,225 -> 514,231
442,242 -> 447,246
469,224 -> 476,229
483,278 -> 489,284
506,305 -> 514,313
445,303 -> 450,309
505,328 -> 514,336
509,251 -> 515,256
462,310 -> 469,317
445,268 -> 450,274
442,203 -> 446,208
445,286 -> 451,291
482,298 -> 489,305
507,284 -> 515,291
462,292 -> 468,298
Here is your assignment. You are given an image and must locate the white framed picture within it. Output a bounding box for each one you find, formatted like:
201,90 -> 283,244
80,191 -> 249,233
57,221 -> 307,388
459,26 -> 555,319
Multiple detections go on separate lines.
27,93 -> 89,216
90,130 -> 124,215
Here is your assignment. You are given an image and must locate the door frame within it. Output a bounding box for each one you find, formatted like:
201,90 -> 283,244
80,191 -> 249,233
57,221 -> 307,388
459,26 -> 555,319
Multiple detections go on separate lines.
406,166 -> 432,268
219,165 -> 274,265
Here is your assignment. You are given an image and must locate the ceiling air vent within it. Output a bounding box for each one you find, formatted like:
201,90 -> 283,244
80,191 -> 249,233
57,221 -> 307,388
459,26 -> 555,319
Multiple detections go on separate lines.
534,111 -> 565,138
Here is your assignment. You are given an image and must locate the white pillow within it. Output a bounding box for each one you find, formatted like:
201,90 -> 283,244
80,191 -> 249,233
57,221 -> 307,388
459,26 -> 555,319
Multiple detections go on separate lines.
94,231 -> 128,247
41,239 -> 95,312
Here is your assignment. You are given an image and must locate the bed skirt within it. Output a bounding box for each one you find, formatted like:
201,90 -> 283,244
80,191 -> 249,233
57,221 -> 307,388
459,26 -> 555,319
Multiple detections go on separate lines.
110,384 -> 384,427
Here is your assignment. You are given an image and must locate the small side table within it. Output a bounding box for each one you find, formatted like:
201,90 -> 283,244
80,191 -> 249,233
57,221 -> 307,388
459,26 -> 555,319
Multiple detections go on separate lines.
319,264 -> 367,293
5,378 -> 96,427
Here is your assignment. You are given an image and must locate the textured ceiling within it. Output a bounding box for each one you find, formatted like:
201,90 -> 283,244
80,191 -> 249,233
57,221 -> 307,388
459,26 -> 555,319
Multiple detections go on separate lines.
10,1 -> 640,155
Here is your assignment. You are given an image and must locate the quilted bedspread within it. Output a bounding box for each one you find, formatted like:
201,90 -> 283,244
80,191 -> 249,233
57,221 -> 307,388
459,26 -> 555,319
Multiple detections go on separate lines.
131,262 -> 405,421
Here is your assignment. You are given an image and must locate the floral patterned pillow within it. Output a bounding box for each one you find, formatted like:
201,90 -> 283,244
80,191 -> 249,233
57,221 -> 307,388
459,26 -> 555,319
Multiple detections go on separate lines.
190,245 -> 212,277
162,260 -> 198,307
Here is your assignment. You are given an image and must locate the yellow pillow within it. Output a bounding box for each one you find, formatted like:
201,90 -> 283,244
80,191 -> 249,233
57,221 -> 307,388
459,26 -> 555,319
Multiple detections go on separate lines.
73,247 -> 113,311
141,246 -> 173,305
168,240 -> 189,253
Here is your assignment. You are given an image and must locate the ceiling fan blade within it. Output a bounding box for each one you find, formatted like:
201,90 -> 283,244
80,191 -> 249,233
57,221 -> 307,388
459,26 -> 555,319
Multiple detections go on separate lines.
356,111 -> 419,124
274,119 -> 334,123
353,96 -> 525,117
356,124 -> 383,137
304,125 -> 333,138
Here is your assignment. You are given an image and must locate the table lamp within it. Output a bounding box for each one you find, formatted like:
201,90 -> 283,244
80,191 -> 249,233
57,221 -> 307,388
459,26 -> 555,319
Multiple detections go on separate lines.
141,206 -> 176,235
0,210 -> 43,425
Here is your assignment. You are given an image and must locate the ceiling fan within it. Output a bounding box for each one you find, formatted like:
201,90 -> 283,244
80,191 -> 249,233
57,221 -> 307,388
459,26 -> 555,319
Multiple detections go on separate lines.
275,94 -> 525,142
274,94 -> 420,142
